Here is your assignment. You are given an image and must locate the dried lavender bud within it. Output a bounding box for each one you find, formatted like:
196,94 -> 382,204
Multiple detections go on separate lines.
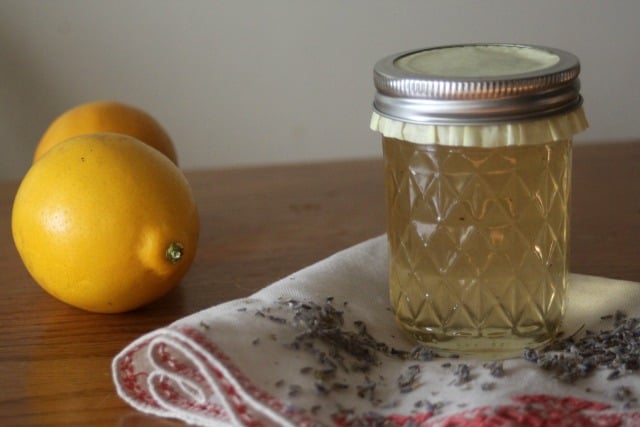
523,348 -> 539,363
397,365 -> 421,394
613,385 -> 638,410
313,365 -> 337,381
614,385 -> 633,402
408,345 -> 436,361
389,347 -> 408,359
267,315 -> 287,324
577,361 -> 596,376
288,384 -> 302,397
356,378 -> 377,401
452,364 -> 471,386
331,382 -> 350,392
199,321 -> 210,329
483,361 -> 505,378
414,399 -> 445,414
314,381 -> 330,396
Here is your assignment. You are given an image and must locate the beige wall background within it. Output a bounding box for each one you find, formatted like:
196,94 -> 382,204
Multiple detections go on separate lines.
1,0 -> 639,180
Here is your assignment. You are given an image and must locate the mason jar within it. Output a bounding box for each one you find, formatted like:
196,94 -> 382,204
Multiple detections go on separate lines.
370,44 -> 588,358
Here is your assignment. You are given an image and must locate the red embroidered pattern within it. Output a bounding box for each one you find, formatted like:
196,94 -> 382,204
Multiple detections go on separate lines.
116,326 -> 318,426
118,341 -> 157,408
396,395 -> 640,427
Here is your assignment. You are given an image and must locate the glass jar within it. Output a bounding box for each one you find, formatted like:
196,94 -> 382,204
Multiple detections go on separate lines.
370,44 -> 588,358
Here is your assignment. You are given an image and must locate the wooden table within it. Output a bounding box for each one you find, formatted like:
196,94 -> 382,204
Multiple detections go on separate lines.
1,141 -> 639,426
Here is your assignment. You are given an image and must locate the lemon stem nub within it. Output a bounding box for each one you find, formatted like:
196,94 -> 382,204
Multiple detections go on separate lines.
166,242 -> 184,264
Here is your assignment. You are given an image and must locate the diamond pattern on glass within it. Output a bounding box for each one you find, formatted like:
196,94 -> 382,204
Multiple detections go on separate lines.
383,138 -> 571,355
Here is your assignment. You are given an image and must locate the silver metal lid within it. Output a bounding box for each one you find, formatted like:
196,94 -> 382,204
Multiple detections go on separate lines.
373,44 -> 583,124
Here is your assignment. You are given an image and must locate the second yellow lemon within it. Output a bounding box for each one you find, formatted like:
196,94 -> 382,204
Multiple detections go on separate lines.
34,101 -> 178,164
12,133 -> 199,313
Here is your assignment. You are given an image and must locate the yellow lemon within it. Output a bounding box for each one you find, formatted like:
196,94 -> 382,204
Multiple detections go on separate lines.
34,101 -> 178,164
12,133 -> 199,313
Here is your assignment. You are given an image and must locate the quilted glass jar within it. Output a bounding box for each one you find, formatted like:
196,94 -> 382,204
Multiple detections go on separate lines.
370,44 -> 588,358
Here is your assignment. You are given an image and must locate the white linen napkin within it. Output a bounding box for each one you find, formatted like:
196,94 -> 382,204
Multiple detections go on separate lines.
113,236 -> 640,426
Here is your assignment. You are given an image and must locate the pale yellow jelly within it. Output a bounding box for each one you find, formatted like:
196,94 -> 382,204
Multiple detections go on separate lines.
383,137 -> 571,358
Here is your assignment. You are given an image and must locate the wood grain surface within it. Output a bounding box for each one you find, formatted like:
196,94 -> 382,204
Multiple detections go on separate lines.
1,141 -> 638,426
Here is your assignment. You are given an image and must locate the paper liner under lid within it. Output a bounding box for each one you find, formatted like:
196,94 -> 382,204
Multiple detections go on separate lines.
370,107 -> 588,147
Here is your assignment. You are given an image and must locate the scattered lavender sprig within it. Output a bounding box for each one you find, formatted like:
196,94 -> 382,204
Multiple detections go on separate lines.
246,297 -> 640,422
523,310 -> 640,383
